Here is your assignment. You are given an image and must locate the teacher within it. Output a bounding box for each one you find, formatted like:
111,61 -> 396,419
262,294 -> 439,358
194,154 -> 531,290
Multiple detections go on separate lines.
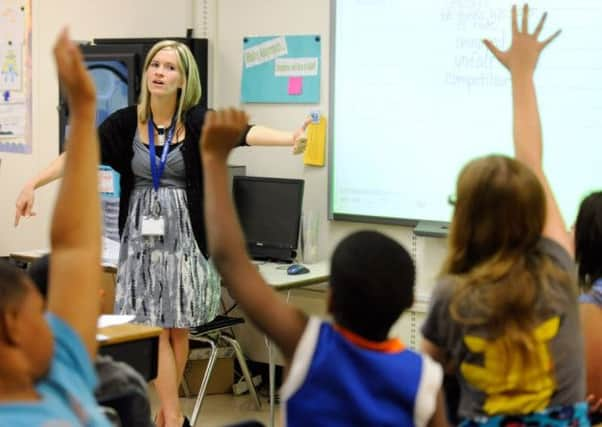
15,39 -> 308,427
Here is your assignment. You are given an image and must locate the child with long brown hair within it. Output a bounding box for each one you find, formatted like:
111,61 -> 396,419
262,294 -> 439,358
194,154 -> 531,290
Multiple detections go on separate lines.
421,5 -> 587,426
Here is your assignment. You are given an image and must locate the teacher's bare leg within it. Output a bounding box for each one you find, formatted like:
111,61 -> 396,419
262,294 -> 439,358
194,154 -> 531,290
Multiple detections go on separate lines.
155,328 -> 185,427
171,327 -> 190,388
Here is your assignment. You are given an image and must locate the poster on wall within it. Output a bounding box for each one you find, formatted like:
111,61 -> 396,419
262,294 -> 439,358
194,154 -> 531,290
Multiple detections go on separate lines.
241,35 -> 321,104
0,0 -> 30,154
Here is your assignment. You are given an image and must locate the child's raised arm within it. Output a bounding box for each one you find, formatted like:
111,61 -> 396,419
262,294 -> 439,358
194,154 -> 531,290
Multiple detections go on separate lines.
200,109 -> 308,361
47,29 -> 102,358
484,4 -> 571,255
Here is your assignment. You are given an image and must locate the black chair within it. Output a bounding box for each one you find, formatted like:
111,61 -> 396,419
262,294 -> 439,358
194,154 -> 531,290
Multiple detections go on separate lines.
185,315 -> 261,427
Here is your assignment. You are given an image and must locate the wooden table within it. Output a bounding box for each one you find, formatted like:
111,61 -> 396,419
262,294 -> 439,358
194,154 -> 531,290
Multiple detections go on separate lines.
10,251 -> 159,381
10,250 -> 118,273
11,250 -> 330,423
98,322 -> 162,381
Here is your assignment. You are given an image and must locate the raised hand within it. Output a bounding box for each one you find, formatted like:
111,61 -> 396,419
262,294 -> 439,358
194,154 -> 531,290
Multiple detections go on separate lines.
292,116 -> 311,155
200,108 -> 250,161
48,28 -> 101,358
483,4 -> 560,76
53,28 -> 96,107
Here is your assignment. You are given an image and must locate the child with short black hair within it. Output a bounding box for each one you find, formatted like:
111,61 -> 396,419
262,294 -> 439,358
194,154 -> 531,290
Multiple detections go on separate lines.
575,192 -> 602,422
329,230 -> 415,341
575,192 -> 602,289
199,109 -> 448,426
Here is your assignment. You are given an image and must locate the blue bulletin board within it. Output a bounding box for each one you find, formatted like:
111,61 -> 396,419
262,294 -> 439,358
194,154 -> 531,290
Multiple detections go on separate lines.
241,35 -> 321,104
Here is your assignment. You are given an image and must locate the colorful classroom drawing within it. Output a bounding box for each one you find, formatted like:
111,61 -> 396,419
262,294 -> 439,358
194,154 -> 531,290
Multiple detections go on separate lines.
241,34 -> 321,104
0,0 -> 30,154
0,45 -> 21,91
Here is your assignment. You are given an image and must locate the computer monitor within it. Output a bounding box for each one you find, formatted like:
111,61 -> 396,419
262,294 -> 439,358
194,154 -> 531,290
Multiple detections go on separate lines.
233,176 -> 304,263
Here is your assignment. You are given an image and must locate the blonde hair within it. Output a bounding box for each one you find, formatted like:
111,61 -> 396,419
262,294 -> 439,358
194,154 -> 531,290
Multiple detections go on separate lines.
137,40 -> 201,124
443,155 -> 571,370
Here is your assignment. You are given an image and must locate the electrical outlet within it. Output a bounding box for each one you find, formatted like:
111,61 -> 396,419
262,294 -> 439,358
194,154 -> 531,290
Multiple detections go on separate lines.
232,375 -> 262,395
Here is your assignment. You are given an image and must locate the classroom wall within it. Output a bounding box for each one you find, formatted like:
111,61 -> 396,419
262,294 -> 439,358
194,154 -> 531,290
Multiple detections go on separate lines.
0,0 -> 198,256
214,0 -> 447,306
214,0 -> 448,359
1,0 -> 447,355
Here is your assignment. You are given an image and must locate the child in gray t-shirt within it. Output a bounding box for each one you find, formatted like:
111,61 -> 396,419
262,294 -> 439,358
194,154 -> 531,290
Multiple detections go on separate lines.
420,5 -> 587,426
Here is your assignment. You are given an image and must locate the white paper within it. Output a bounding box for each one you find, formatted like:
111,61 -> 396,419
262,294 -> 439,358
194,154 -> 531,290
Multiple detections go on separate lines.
98,169 -> 115,193
0,101 -> 25,139
102,236 -> 120,265
97,314 -> 135,328
0,2 -> 26,45
244,36 -> 288,68
274,57 -> 319,77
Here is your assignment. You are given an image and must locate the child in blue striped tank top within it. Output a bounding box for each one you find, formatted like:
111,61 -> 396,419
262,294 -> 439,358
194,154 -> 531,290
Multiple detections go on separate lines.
199,108 -> 449,427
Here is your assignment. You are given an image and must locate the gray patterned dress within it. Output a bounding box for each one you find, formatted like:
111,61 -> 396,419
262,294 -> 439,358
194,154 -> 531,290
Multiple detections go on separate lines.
114,134 -> 221,327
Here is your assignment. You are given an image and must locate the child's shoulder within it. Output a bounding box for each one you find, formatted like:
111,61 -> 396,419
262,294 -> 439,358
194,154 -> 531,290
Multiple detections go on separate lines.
429,274 -> 459,304
538,237 -> 575,271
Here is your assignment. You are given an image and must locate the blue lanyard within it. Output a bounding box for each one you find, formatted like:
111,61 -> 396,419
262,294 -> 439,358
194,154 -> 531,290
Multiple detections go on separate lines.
148,118 -> 176,192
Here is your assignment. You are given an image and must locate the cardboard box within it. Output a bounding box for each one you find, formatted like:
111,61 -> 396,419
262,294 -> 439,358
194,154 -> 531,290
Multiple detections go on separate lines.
181,347 -> 234,396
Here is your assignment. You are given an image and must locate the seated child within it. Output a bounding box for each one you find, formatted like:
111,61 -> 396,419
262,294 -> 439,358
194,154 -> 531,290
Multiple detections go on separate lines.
28,254 -> 153,427
0,30 -> 110,425
198,109 -> 448,427
574,192 -> 602,423
420,5 -> 587,426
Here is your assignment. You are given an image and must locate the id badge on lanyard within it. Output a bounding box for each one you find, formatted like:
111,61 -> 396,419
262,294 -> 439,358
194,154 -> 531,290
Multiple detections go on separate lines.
141,118 -> 175,237
141,209 -> 165,236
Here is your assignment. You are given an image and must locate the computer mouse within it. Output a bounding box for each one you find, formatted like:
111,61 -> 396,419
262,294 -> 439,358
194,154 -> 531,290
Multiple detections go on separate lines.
287,263 -> 310,275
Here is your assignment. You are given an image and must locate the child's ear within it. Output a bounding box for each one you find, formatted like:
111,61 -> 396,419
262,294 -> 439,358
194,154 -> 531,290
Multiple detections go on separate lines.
1,308 -> 21,346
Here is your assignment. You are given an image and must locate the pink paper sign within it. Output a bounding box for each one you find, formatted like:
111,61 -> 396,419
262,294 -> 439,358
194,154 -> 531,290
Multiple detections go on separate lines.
288,76 -> 303,95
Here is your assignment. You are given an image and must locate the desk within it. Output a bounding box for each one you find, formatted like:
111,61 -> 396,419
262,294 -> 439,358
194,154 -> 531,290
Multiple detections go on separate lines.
12,251 -> 328,425
257,260 -> 330,427
10,250 -> 118,274
10,251 -> 159,381
98,323 -> 162,381
257,260 -> 329,290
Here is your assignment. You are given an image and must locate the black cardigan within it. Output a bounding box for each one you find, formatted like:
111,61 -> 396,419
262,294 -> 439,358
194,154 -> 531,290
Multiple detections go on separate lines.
98,104 -> 247,257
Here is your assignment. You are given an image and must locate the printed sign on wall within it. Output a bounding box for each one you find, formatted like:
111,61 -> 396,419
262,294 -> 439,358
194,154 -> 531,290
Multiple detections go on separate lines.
241,35 -> 321,104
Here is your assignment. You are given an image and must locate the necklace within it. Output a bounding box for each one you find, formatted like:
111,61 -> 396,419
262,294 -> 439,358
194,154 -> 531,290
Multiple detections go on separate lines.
150,113 -> 177,136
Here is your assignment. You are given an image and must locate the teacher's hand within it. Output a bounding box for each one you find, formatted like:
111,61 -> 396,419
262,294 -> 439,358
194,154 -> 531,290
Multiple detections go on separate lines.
15,183 -> 36,226
292,116 -> 312,155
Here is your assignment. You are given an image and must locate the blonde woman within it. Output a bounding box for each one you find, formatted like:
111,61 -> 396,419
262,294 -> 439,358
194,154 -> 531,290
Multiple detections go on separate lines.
15,40 -> 309,427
